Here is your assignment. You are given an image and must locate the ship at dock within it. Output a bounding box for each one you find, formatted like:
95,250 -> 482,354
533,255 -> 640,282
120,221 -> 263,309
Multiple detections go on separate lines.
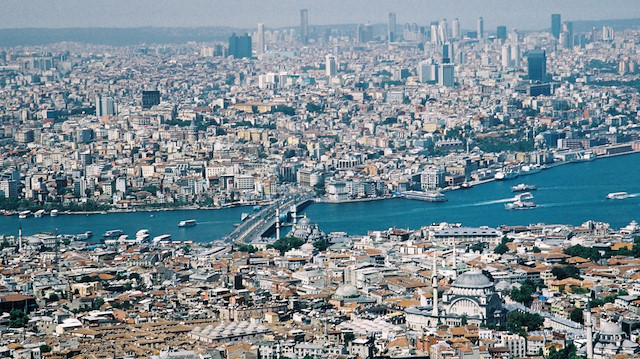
401,191 -> 447,202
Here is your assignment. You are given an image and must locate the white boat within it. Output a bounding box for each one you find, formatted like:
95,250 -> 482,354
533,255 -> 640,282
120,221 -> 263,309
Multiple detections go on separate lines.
136,229 -> 151,243
607,192 -> 629,200
77,231 -> 92,240
505,201 -> 537,210
520,164 -> 541,175
18,211 -> 31,219
515,192 -> 534,201
241,213 -> 250,221
402,191 -> 447,202
50,209 -> 59,217
511,183 -> 537,192
178,219 -> 197,227
494,168 -> 520,180
33,209 -> 46,218
152,234 -> 172,245
104,229 -> 123,239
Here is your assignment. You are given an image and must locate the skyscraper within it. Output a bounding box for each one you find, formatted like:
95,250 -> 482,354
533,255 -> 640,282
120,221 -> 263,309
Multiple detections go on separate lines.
452,18 -> 460,39
300,9 -> 309,44
326,55 -> 336,76
228,33 -> 252,59
96,94 -> 115,118
496,26 -> 507,41
439,63 -> 455,87
527,50 -> 546,82
551,14 -> 561,39
477,17 -> 484,40
257,23 -> 265,55
142,90 -> 160,109
388,12 -> 396,42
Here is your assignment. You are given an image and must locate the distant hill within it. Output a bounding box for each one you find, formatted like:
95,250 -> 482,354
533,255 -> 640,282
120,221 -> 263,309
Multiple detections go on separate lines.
0,27 -> 249,47
571,18 -> 640,33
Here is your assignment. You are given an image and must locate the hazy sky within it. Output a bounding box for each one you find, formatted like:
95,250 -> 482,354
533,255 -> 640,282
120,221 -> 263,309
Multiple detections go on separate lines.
3,0 -> 640,30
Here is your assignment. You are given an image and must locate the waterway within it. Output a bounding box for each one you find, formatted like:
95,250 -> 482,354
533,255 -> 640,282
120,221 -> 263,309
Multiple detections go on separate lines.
2,153 -> 639,242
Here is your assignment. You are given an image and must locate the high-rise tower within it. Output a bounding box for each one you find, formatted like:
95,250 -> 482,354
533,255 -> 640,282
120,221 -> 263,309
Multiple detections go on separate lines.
452,18 -> 460,39
477,17 -> 484,39
257,23 -> 265,55
551,14 -> 561,39
388,12 -> 396,42
527,50 -> 547,82
300,9 -> 309,44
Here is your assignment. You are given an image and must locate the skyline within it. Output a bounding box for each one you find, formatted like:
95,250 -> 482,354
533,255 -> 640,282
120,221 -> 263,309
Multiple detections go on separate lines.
3,0 -> 640,31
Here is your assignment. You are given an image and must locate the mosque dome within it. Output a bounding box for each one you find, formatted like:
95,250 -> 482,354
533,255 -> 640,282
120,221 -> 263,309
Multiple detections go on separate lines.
599,321 -> 624,336
452,271 -> 493,289
298,216 -> 313,227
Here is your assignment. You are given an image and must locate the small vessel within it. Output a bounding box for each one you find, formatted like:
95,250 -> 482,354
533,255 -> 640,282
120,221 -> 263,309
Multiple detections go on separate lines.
607,192 -> 629,200
515,192 -> 534,201
18,210 -> 31,219
253,205 -> 262,211
511,183 -> 537,192
460,182 -> 474,189
505,201 -> 537,210
50,209 -> 59,217
34,209 -> 46,218
77,231 -> 93,240
104,229 -> 124,239
178,219 -> 197,227
241,213 -> 250,221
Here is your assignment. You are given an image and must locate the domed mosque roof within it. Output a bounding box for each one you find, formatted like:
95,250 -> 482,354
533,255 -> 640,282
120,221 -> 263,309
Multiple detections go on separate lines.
452,270 -> 494,289
298,216 -> 313,227
599,321 -> 624,336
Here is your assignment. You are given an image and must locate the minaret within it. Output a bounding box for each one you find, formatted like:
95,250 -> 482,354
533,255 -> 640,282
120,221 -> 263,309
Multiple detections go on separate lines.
586,303 -> 593,359
292,205 -> 297,225
452,246 -> 457,279
18,223 -> 22,252
275,208 -> 281,240
432,252 -> 439,318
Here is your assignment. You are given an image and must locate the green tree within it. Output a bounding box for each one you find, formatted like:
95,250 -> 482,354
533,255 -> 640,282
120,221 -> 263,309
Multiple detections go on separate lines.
569,308 -> 584,324
507,311 -> 544,336
9,309 -> 29,328
40,345 -> 52,353
343,332 -> 355,343
551,265 -> 581,280
268,236 -> 305,255
313,239 -> 330,251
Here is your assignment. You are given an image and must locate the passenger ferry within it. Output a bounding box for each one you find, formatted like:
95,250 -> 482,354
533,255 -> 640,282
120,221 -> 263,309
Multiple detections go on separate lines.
402,191 -> 447,202
607,192 -> 629,200
33,209 -> 46,218
505,201 -> 537,210
515,192 -> 534,201
152,234 -> 172,246
494,168 -> 520,180
103,229 -> 124,239
18,211 -> 31,219
511,183 -> 537,192
50,209 -> 59,217
178,219 -> 197,227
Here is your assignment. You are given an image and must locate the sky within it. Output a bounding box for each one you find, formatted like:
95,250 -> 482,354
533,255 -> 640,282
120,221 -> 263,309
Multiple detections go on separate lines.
2,0 -> 640,30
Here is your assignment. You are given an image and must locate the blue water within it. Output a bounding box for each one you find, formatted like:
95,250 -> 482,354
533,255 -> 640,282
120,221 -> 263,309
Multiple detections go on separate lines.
2,153 -> 639,241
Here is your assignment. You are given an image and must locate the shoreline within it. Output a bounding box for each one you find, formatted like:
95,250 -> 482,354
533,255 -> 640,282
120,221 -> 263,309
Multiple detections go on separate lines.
4,149 -> 640,216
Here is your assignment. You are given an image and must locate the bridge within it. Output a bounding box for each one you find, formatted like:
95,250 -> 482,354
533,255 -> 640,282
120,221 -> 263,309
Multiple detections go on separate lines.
225,194 -> 314,245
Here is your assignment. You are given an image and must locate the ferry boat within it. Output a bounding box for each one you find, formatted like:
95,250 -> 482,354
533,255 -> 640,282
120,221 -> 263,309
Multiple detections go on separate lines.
515,192 -> 534,201
50,209 -> 59,217
402,191 -> 447,202
178,219 -> 197,227
494,169 -> 520,181
520,164 -> 541,175
460,182 -> 474,189
152,234 -> 171,246
505,201 -> 537,210
18,211 -> 31,219
104,229 -> 124,239
77,231 -> 93,240
33,209 -> 46,218
511,183 -> 537,192
606,192 -> 629,200
136,229 -> 150,242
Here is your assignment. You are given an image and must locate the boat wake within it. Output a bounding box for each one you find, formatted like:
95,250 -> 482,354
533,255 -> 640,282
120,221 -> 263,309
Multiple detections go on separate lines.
473,198 -> 517,206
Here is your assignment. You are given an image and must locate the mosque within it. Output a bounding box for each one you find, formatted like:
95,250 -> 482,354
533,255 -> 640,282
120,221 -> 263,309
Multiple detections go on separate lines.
578,307 -> 640,359
406,253 -> 506,329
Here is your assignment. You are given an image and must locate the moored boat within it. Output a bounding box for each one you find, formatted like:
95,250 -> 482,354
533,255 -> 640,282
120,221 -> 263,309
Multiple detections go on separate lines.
178,219 -> 197,227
